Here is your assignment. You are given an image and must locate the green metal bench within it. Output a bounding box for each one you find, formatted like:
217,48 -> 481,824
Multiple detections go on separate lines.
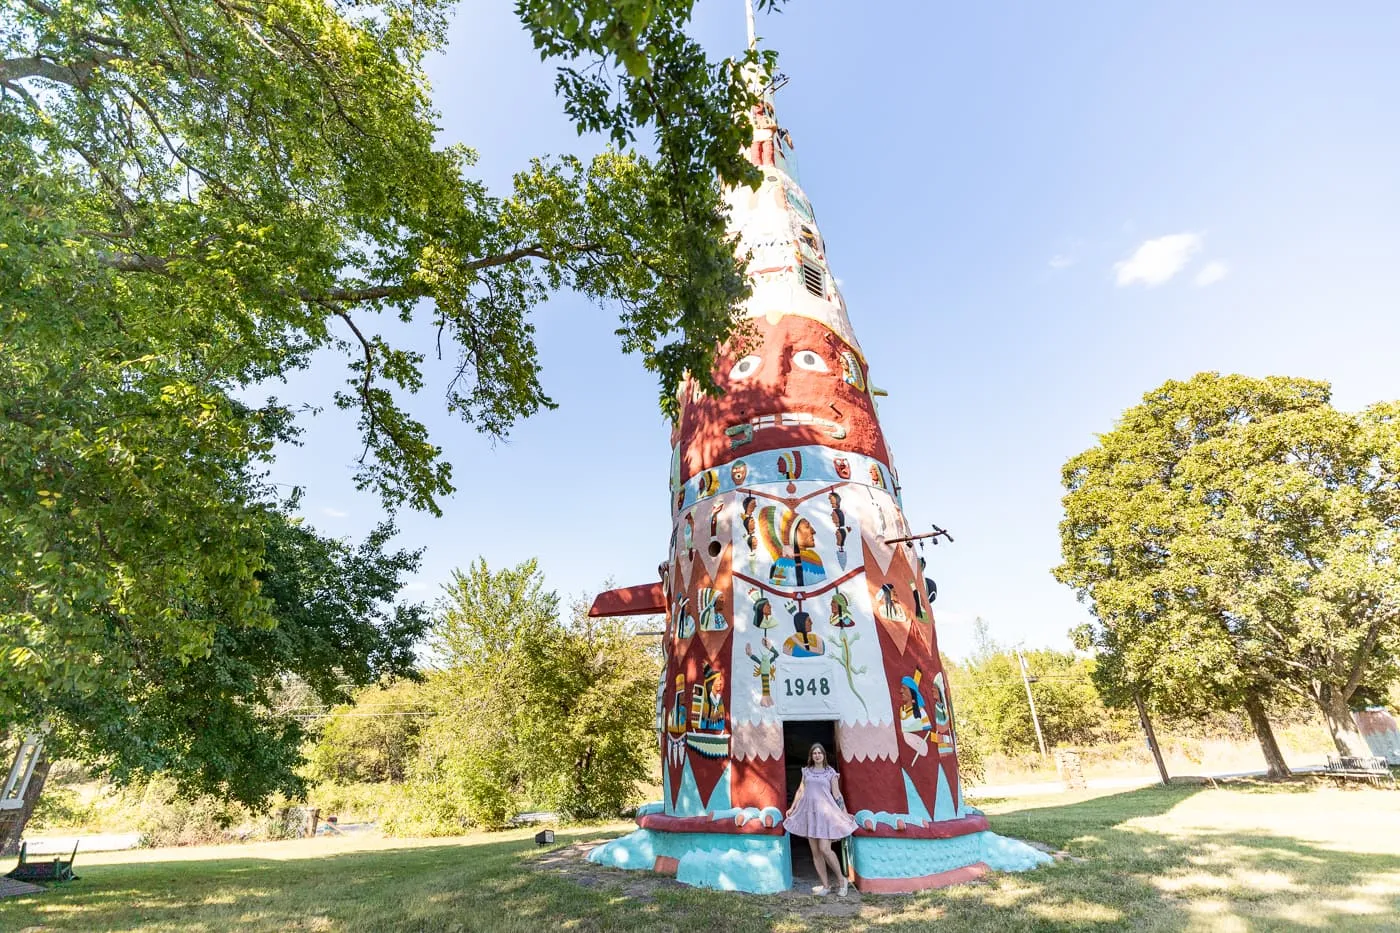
6,839 -> 80,884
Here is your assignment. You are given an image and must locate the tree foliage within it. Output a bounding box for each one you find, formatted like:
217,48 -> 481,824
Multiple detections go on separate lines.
306,680 -> 426,785
401,560 -> 658,830
40,517 -> 427,806
2,0 -> 780,804
1056,373 -> 1400,756
946,636 -> 1127,758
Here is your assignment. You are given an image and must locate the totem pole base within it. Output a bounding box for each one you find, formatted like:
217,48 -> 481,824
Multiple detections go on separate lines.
589,826 -> 793,894
589,819 -> 1051,895
848,831 -> 1052,893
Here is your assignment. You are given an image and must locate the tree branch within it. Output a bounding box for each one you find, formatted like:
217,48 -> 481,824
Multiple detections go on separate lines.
1342,611 -> 1389,699
94,240 -> 619,316
331,308 -> 380,465
0,56 -> 92,85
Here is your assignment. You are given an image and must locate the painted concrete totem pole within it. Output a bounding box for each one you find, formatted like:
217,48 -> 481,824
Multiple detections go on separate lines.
588,35 -> 1049,896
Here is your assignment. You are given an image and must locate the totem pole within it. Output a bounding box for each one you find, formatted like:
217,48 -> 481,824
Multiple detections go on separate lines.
587,8 -> 1050,895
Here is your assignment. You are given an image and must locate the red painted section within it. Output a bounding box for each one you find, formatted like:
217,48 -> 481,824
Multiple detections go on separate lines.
590,583 -> 666,617
636,813 -> 786,836
852,813 -> 989,839
837,755 -> 909,815
855,862 -> 989,893
730,757 -> 785,811
653,856 -> 680,875
863,545 -> 958,819
672,315 -> 890,484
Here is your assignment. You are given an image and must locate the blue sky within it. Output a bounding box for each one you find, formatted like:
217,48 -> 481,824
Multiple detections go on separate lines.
264,1 -> 1400,660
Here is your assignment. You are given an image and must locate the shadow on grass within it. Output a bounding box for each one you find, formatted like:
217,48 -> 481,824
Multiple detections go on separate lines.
2,784 -> 1398,932
957,782 -> 1400,933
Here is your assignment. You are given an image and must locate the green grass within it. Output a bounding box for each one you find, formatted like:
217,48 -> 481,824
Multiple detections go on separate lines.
3,779 -> 1398,931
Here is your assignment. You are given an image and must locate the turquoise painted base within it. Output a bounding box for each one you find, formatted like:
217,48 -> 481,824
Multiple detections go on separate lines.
589,827 -> 1048,895
588,828 -> 793,894
850,831 -> 1052,881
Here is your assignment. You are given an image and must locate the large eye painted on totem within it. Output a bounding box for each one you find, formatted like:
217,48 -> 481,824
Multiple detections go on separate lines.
792,349 -> 829,372
729,355 -> 762,380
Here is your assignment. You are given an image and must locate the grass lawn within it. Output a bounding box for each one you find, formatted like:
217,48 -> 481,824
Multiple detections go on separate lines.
2,779 -> 1398,931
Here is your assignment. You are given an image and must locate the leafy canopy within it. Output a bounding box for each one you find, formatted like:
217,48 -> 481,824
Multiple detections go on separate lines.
405,560 -> 657,829
2,0 -> 782,794
1056,373 -> 1400,752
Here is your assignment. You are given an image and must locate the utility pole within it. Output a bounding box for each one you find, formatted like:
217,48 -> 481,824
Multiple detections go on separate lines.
1016,649 -> 1048,759
1133,689 -> 1171,785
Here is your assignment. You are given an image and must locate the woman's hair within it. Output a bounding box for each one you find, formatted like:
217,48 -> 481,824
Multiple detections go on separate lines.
807,742 -> 832,767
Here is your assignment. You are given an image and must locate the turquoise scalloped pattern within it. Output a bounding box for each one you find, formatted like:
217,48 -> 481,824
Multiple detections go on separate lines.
588,829 -> 793,894
850,831 -> 1052,881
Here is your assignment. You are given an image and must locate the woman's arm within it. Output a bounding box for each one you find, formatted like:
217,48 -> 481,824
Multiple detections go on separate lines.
786,778 -> 805,816
832,774 -> 849,812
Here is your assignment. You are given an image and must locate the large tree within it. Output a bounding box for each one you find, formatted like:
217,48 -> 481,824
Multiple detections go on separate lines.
404,560 -> 657,830
1,515 -> 428,853
2,0 -> 779,807
1056,374 -> 1400,762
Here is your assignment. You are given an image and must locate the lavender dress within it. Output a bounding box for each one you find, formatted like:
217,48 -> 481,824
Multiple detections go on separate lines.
785,766 -> 858,840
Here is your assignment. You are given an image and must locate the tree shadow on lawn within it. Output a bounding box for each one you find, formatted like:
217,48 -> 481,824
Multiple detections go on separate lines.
947,782 -> 1400,933
3,786 -> 1399,932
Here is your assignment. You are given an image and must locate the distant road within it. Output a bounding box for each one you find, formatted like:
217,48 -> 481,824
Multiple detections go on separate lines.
967,760 -> 1328,799
24,832 -> 143,855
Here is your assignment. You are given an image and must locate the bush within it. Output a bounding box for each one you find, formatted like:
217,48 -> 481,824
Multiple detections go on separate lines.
306,782 -> 396,824
387,560 -> 657,833
305,680 -> 426,785
131,780 -> 258,847
28,784 -> 94,831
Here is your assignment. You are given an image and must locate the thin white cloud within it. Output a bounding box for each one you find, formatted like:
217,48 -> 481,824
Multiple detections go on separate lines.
1113,233 -> 1203,287
1194,260 -> 1228,287
321,506 -> 349,519
1048,254 -> 1076,270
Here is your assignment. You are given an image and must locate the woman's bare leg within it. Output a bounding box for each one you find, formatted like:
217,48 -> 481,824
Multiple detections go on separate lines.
807,837 -> 829,889
817,839 -> 843,882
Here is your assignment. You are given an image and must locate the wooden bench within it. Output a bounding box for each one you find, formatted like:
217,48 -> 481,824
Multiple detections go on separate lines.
1324,755 -> 1397,788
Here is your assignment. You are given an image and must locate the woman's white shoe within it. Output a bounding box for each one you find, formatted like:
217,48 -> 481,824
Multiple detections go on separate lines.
838,878 -> 849,898
811,885 -> 829,895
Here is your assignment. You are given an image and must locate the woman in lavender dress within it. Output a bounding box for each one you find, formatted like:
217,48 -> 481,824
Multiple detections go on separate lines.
785,743 -> 858,896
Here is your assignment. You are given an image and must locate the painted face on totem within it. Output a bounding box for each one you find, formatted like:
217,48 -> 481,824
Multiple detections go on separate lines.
673,314 -> 889,480
793,517 -> 817,550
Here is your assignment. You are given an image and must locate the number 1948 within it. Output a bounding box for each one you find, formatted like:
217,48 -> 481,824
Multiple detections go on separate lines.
784,677 -> 830,697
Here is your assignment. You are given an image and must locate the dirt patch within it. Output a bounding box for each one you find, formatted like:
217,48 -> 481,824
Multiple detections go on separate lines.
0,876 -> 46,900
533,842 -> 669,902
1025,839 -> 1088,863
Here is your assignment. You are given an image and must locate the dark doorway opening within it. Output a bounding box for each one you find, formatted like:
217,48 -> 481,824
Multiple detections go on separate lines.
782,720 -> 842,890
782,719 -> 836,807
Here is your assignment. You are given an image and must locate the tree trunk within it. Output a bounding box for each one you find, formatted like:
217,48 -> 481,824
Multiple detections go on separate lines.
1242,692 -> 1291,779
1134,690 -> 1170,785
1317,683 -> 1370,757
0,751 -> 51,857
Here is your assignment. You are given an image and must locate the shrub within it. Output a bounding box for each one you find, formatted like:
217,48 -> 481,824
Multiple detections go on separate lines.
305,680 -> 427,784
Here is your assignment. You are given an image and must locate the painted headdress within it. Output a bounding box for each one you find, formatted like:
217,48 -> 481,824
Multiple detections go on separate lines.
755,505 -> 795,560
749,588 -> 776,629
901,671 -> 927,713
